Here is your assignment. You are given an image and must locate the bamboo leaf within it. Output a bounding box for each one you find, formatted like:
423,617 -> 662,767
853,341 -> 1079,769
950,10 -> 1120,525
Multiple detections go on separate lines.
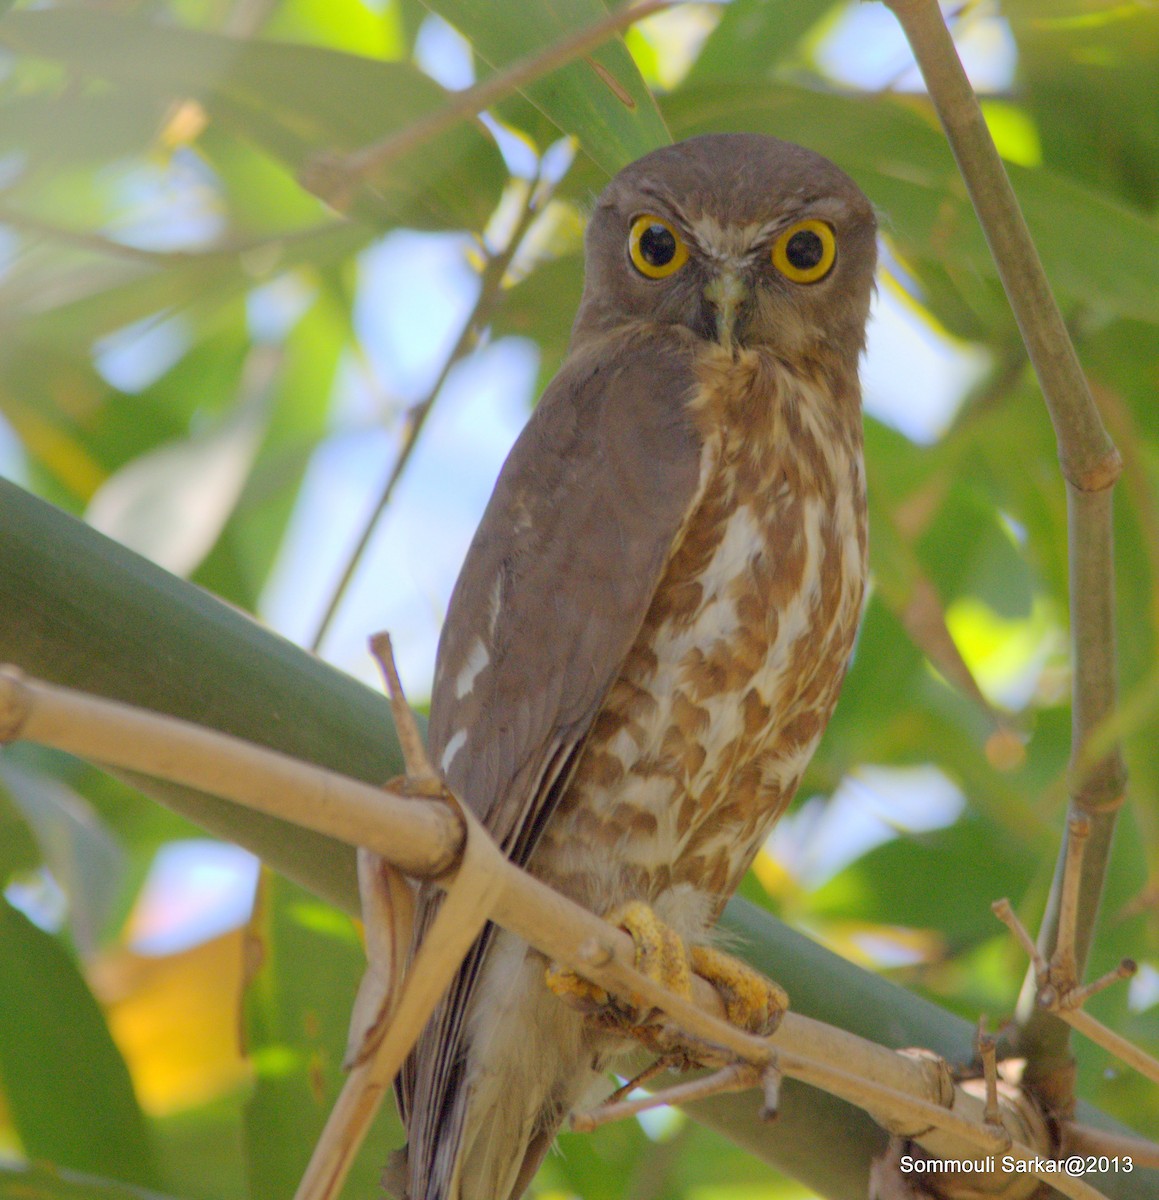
0,9 -> 506,231
0,899 -> 157,1187
0,1163 -> 183,1200
423,0 -> 670,174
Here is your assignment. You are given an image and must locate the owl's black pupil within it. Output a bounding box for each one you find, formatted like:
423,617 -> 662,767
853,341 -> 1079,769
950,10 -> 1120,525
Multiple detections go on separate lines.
639,224 -> 677,267
786,229 -> 824,270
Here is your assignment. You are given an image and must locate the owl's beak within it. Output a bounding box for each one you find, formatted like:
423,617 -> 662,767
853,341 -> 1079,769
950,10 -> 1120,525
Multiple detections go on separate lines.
703,269 -> 747,348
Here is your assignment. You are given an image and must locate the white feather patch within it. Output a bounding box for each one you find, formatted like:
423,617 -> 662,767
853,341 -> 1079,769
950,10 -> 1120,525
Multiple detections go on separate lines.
439,727 -> 468,775
455,637 -> 490,700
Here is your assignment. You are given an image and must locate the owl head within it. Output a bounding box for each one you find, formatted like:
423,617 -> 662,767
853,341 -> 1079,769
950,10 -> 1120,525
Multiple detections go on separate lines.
572,133 -> 877,371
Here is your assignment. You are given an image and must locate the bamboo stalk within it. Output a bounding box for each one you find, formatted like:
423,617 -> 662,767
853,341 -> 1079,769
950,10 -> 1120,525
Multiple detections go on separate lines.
881,0 -> 1128,1092
0,666 -> 462,878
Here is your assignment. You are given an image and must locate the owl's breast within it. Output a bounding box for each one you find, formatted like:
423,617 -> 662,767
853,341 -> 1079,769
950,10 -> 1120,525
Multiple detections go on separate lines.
530,347 -> 868,920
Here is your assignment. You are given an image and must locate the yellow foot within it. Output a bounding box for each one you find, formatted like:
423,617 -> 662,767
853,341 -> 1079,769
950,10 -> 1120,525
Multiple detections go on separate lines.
691,944 -> 787,1037
546,901 -> 787,1056
545,900 -> 691,1015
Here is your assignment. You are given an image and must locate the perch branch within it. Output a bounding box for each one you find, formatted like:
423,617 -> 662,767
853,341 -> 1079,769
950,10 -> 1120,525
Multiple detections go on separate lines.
299,0 -> 673,209
881,0 -> 1127,1095
0,666 -> 1136,1199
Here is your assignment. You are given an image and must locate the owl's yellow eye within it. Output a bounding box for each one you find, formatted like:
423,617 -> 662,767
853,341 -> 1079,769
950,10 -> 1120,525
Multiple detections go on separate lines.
771,219 -> 836,283
628,215 -> 688,279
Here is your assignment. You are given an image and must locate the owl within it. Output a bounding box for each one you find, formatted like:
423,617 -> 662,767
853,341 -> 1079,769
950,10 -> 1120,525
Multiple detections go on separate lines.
393,132 -> 877,1200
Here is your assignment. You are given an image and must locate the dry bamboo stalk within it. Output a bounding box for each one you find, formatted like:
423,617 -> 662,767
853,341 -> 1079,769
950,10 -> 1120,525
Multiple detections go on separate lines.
1062,1125 -> 1159,1171
0,665 -> 463,877
0,665 -> 1096,1196
881,0 -> 1127,1095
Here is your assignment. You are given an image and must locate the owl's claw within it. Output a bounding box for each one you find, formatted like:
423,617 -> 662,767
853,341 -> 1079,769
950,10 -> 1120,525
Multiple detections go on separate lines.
690,944 -> 787,1037
546,900 -> 688,1015
545,901 -> 787,1059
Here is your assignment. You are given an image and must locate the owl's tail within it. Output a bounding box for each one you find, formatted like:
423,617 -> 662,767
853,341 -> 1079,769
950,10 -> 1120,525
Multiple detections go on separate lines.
397,1070 -> 551,1200
398,927 -> 596,1200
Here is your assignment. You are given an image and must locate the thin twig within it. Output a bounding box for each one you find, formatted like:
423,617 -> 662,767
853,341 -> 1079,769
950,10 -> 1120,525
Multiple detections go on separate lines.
1052,815 -> 1091,991
879,0 -> 1118,489
1052,1008 -> 1159,1087
309,176 -> 546,653
760,1064 -> 782,1121
992,899 -> 1046,979
1062,1124 -> 1159,1171
976,1019 -> 1001,1128
605,1058 -> 674,1106
1064,959 -> 1137,1010
572,1063 -> 759,1133
0,203 -> 342,264
299,0 -> 673,209
995,897 -> 1158,1086
370,631 -> 438,787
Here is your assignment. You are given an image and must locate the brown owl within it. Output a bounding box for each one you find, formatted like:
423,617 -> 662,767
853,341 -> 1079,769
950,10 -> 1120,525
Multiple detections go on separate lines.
395,132 -> 877,1200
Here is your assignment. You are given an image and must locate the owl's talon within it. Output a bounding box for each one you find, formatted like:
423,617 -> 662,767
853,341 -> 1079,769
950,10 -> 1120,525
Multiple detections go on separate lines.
546,901 -> 787,1059
691,944 -> 788,1037
610,900 -> 695,1009
545,961 -> 609,1012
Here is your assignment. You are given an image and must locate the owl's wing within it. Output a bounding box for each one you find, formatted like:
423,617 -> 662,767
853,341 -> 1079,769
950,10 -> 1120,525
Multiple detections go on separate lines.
427,323 -> 705,849
398,325 -> 708,1193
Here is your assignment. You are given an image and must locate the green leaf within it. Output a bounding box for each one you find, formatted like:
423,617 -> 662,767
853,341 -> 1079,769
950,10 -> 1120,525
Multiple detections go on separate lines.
0,91 -> 171,173
0,898 -> 157,1186
686,0 -> 841,83
490,251 -> 582,390
9,223 -> 369,354
193,286 -> 349,609
810,814 -> 1038,945
0,753 -> 126,951
1007,1 -> 1159,212
423,0 -> 670,174
0,1163 -> 182,1200
242,872 -> 402,1197
916,484 -> 1034,620
85,385 -> 268,578
0,9 -> 506,231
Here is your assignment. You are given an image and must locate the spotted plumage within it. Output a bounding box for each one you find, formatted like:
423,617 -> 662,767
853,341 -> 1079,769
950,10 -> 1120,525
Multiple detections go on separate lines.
395,133 -> 877,1200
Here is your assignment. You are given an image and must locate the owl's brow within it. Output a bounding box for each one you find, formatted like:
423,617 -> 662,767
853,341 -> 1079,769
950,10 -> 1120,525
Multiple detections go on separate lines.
682,212 -> 782,264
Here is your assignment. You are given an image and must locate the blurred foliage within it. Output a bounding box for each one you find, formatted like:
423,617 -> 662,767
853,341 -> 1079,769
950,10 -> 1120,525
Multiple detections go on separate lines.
0,1 -> 1156,1199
